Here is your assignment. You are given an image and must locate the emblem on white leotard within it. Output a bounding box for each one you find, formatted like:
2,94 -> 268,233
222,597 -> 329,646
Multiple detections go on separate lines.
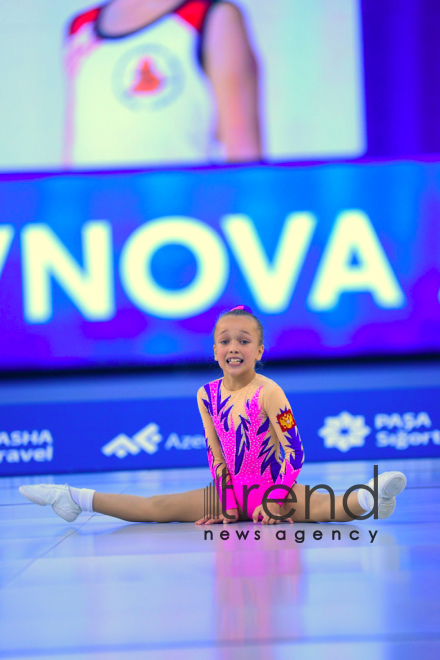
112,44 -> 184,111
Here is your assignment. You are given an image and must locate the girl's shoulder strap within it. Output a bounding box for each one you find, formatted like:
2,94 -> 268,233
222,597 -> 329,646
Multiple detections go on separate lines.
67,5 -> 103,38
174,0 -> 219,33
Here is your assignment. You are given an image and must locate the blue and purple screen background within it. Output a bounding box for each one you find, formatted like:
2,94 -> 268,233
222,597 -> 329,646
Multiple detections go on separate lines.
0,160 -> 439,370
0,0 -> 440,370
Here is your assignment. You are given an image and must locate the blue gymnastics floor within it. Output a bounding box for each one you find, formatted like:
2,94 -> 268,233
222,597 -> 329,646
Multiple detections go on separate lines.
1,457 -> 439,659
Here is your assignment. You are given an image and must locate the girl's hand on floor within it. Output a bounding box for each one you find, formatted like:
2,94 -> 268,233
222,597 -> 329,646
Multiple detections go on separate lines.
252,502 -> 294,525
195,508 -> 239,525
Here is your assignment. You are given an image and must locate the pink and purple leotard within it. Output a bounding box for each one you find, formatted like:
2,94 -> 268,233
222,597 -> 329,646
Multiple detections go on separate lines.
197,374 -> 305,519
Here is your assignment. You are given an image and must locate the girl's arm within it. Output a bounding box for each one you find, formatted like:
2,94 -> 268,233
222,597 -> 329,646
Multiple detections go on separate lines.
197,387 -> 238,515
252,386 -> 304,524
262,386 -> 305,501
203,2 -> 262,161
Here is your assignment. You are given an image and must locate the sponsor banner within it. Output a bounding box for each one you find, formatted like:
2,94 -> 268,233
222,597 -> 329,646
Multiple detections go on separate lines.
0,385 -> 439,476
0,160 -> 439,370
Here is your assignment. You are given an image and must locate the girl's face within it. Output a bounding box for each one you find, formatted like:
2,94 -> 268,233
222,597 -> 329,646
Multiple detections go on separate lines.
213,316 -> 264,379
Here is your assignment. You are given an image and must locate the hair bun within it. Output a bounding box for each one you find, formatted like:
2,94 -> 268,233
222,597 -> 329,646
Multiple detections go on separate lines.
230,305 -> 253,314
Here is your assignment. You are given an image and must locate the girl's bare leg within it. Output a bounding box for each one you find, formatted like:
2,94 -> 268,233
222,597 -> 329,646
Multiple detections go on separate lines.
286,484 -> 366,523
92,484 -> 364,524
93,488 -> 208,523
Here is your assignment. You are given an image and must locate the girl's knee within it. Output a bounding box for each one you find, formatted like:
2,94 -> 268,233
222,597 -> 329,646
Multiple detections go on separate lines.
300,491 -> 332,522
149,494 -> 170,513
147,494 -> 178,521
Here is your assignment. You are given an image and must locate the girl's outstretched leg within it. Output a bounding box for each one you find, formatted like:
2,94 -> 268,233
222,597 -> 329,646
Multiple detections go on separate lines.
289,484 -> 365,523
93,488 -> 206,522
19,483 -> 207,523
289,471 -> 407,523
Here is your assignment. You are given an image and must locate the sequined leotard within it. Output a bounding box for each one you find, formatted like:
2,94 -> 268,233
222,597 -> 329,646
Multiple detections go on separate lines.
197,373 -> 305,519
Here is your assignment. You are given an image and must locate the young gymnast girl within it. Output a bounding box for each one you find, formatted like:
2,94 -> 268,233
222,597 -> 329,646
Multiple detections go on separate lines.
19,306 -> 407,525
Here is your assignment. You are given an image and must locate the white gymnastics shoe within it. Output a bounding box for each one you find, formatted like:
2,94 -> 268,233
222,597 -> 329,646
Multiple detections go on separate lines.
375,496 -> 396,519
19,483 -> 81,523
359,471 -> 407,519
370,471 -> 407,499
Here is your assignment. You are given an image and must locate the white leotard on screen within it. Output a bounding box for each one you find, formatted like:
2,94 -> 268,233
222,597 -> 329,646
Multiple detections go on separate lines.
64,1 -> 219,167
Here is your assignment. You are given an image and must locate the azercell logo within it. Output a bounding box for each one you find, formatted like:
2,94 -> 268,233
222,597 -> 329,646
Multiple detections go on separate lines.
102,423 -> 162,458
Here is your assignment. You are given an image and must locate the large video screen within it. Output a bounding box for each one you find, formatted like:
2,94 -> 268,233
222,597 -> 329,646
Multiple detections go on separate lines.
0,159 -> 439,370
1,0 -> 365,170
1,2 -> 440,372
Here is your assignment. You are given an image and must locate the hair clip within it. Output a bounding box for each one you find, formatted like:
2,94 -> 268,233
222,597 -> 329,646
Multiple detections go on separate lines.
230,305 -> 253,314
